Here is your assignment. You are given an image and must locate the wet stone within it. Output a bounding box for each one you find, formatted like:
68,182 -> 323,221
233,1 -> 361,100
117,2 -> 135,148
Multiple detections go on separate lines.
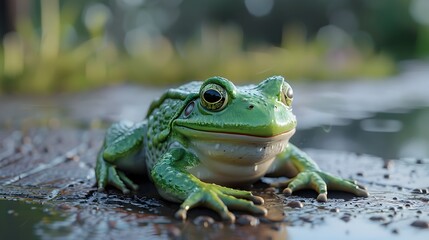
193,216 -> 215,227
287,201 -> 304,208
236,215 -> 260,226
410,220 -> 429,229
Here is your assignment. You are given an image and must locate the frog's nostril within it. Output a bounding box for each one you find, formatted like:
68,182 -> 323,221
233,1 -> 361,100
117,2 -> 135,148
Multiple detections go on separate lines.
248,104 -> 254,110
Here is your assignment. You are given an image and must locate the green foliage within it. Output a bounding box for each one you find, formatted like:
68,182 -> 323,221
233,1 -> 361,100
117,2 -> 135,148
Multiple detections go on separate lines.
0,0 -> 397,95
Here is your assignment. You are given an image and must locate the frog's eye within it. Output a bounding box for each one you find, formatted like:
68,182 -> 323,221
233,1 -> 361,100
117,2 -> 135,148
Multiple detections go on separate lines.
281,84 -> 293,107
200,83 -> 228,111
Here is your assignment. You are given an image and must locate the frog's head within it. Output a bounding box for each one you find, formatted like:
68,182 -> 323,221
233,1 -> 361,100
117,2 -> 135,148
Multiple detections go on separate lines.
174,76 -> 297,137
174,76 -> 297,185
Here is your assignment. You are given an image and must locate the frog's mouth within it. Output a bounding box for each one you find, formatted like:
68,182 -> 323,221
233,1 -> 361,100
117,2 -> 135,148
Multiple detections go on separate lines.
174,126 -> 296,186
175,125 -> 295,144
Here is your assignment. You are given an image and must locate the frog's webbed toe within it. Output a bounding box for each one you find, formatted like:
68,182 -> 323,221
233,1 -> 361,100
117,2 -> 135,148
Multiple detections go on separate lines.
175,184 -> 267,222
96,159 -> 138,194
273,171 -> 369,202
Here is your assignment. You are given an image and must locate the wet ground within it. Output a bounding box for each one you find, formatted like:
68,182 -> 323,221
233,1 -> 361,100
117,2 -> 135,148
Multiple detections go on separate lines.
1,62 -> 429,239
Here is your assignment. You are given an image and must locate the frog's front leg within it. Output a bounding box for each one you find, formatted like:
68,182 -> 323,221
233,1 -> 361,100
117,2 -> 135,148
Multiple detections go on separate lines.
96,121 -> 145,194
268,143 -> 369,202
151,148 -> 267,222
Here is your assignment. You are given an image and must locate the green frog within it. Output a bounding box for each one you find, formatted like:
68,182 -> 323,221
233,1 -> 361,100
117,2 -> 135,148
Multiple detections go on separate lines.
95,76 -> 368,222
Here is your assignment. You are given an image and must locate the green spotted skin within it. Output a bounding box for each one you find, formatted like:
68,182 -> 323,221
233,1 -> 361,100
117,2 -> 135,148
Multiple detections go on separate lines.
143,81 -> 202,174
95,76 -> 369,222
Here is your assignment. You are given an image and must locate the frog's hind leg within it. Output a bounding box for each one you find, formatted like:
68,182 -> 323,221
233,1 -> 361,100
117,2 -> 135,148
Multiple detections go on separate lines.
96,121 -> 146,194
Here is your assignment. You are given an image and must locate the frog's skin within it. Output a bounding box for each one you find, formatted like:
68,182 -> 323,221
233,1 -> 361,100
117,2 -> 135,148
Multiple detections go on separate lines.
95,76 -> 368,222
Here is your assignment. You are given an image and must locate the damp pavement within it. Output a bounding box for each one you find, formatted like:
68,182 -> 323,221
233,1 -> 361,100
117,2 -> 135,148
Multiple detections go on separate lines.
1,62 -> 429,239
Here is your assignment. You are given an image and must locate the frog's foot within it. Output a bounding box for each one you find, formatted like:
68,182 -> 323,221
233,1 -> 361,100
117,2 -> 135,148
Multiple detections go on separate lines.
96,161 -> 138,194
271,171 -> 369,202
174,184 -> 267,223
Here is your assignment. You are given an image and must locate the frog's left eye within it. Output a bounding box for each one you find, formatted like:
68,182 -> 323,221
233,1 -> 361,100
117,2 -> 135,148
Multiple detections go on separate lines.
200,84 -> 228,111
281,84 -> 293,107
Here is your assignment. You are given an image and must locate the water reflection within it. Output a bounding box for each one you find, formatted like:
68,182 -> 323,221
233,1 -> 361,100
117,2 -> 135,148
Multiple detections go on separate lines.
360,119 -> 403,133
294,108 -> 429,159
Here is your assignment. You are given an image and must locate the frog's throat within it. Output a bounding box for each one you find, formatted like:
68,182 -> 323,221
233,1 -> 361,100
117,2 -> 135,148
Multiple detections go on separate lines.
174,126 -> 296,186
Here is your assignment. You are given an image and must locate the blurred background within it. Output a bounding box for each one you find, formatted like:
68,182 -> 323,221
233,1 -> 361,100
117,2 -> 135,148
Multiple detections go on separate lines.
0,0 -> 428,95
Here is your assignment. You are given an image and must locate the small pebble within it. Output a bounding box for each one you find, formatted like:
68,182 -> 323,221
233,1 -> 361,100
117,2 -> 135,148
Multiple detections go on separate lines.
57,203 -> 72,210
369,216 -> 386,222
287,201 -> 303,208
42,146 -> 50,153
265,208 -> 286,222
356,172 -> 364,177
340,215 -> 351,222
412,188 -> 423,194
264,187 -> 276,193
383,174 -> 390,179
236,215 -> 260,226
410,220 -> 429,229
383,160 -> 394,169
416,159 -> 423,164
330,208 -> 340,213
392,229 -> 399,234
300,216 -> 313,223
66,154 -> 80,161
193,216 -> 215,227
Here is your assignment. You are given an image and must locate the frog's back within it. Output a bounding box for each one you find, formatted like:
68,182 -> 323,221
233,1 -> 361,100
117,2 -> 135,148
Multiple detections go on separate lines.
144,81 -> 201,170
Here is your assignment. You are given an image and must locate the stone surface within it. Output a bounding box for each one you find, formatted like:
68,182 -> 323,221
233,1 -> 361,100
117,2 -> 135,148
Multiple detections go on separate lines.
1,64 -> 429,239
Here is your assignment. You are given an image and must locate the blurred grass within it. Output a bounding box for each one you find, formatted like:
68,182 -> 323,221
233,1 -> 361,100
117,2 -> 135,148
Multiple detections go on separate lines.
0,0 -> 396,95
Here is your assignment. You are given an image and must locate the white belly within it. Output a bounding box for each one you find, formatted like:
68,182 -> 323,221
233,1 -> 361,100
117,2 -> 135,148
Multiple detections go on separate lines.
176,127 -> 296,186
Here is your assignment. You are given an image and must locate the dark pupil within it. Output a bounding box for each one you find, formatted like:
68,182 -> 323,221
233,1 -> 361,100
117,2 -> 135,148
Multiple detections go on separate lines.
204,89 -> 222,103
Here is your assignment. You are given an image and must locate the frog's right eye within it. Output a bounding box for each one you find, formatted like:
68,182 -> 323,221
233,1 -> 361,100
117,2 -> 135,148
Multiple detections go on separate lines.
281,83 -> 293,107
200,83 -> 228,111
